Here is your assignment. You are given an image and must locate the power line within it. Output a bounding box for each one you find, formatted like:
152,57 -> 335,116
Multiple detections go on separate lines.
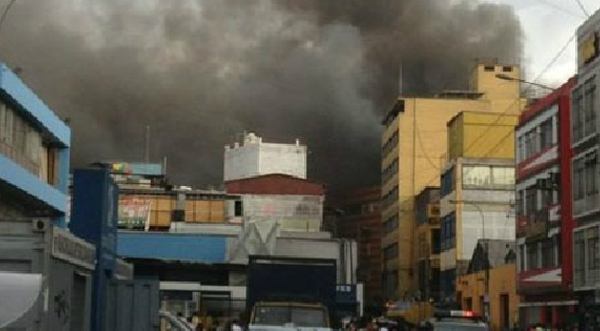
572,0 -> 590,17
0,0 -> 17,41
533,0 -> 586,19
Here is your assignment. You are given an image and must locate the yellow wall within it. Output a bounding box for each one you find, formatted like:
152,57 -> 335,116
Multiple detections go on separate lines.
448,111 -> 518,161
381,63 -> 524,298
456,264 -> 519,331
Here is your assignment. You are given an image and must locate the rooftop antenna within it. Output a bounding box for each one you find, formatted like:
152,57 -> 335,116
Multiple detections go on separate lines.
145,125 -> 150,163
398,63 -> 403,97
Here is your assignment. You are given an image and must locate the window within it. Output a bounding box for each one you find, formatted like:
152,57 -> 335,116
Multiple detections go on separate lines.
441,213 -> 456,250
541,239 -> 554,268
574,231 -> 586,287
525,186 -> 537,216
527,242 -> 538,270
525,129 -> 538,159
574,158 -> 585,201
588,227 -> 600,283
382,159 -> 398,184
492,167 -> 515,187
573,87 -> 584,142
502,66 -> 513,72
432,229 -> 441,254
584,77 -> 597,136
484,66 -> 495,72
519,244 -> 525,272
463,166 -> 491,188
585,153 -> 598,196
516,190 -> 524,216
441,167 -> 455,197
517,136 -> 525,162
383,243 -> 398,261
384,214 -> 399,234
382,186 -> 398,209
382,131 -> 398,159
539,119 -> 553,150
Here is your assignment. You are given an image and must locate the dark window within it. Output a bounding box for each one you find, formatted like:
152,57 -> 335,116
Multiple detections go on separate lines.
383,243 -> 399,260
234,200 -> 243,216
540,119 -> 553,150
382,131 -> 398,159
525,187 -> 537,216
384,214 -> 399,234
541,239 -> 554,268
589,227 -> 599,283
519,245 -> 525,271
574,231 -> 585,286
502,66 -> 513,72
585,77 -> 597,136
527,242 -> 538,270
432,229 -> 441,254
574,158 -> 585,201
441,167 -> 455,197
484,66 -> 495,72
573,87 -> 584,142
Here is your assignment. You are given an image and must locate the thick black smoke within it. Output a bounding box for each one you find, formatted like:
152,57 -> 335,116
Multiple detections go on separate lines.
0,0 -> 522,192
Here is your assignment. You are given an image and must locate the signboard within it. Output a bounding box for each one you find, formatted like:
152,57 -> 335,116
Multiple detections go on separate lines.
118,197 -> 152,229
52,227 -> 96,270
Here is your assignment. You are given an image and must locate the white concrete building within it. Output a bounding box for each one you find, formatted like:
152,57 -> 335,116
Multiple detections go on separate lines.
224,132 -> 307,181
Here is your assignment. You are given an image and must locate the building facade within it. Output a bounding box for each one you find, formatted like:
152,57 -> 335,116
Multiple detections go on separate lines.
381,62 -> 524,299
225,173 -> 325,232
414,187 -> 441,302
439,111 -> 518,303
224,132 -> 307,181
514,78 -> 576,328
456,241 -> 519,331
0,63 -> 70,225
336,186 -> 382,301
572,8 -> 600,326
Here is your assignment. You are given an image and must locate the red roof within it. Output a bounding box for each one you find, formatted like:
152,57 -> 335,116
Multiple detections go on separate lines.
224,174 -> 325,196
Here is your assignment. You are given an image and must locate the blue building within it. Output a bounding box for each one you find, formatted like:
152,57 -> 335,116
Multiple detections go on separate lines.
0,63 -> 70,225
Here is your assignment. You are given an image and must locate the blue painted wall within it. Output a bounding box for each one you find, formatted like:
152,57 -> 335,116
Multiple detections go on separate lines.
70,168 -> 119,331
0,63 -> 70,223
118,232 -> 227,263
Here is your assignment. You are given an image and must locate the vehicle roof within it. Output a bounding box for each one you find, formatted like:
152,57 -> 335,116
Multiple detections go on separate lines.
255,301 -> 326,309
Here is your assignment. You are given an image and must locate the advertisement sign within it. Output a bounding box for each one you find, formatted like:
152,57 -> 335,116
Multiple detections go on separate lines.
118,197 -> 152,229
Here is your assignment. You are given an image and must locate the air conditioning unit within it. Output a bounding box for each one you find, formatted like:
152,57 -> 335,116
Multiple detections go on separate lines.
32,218 -> 49,232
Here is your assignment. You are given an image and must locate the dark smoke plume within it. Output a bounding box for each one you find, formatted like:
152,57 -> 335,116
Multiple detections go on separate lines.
0,0 -> 522,192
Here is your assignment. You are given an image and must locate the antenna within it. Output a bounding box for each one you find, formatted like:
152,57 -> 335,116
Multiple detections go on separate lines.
145,125 -> 150,163
398,63 -> 403,97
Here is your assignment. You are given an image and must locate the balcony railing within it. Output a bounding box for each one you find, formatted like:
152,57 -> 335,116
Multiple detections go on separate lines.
0,139 -> 39,175
517,210 -> 549,238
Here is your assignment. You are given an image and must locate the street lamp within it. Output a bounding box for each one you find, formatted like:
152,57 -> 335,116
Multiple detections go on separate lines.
495,73 -> 556,92
448,199 -> 488,320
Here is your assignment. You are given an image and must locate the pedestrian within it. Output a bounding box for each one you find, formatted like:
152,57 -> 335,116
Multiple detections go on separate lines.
231,319 -> 242,331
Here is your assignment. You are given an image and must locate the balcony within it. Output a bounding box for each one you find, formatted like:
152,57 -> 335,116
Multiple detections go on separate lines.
0,139 -> 39,175
517,210 -> 549,238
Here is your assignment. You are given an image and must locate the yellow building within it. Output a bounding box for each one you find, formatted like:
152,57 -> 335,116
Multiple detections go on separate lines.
381,62 -> 523,299
438,111 -> 517,303
457,262 -> 519,331
414,187 -> 441,301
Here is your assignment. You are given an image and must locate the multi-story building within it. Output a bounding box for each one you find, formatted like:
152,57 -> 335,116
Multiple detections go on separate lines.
414,187 -> 441,302
0,64 -> 70,224
514,78 -> 576,328
572,8 -> 600,326
225,173 -> 325,232
336,186 -> 382,302
439,111 -> 518,303
224,132 -> 307,181
0,64 -> 103,331
381,62 -> 524,299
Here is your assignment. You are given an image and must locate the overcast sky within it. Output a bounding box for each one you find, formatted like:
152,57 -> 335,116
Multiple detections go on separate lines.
482,0 -> 600,87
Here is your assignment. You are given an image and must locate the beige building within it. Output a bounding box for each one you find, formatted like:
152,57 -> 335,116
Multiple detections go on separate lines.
381,62 -> 524,299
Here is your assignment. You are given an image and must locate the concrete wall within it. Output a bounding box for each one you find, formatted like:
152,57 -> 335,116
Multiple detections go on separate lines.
241,194 -> 323,232
457,264 -> 520,330
224,133 -> 307,181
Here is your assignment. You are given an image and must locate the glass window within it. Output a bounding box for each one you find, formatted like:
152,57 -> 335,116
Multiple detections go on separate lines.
441,167 -> 455,197
573,87 -> 584,142
585,77 -> 597,136
585,153 -> 598,196
463,166 -> 491,188
492,167 -> 515,187
519,244 -> 525,272
588,227 -> 600,284
525,187 -> 537,216
516,190 -> 524,217
540,119 -> 553,150
574,231 -> 586,287
527,242 -> 538,270
541,239 -> 554,268
383,243 -> 398,260
574,158 -> 585,201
